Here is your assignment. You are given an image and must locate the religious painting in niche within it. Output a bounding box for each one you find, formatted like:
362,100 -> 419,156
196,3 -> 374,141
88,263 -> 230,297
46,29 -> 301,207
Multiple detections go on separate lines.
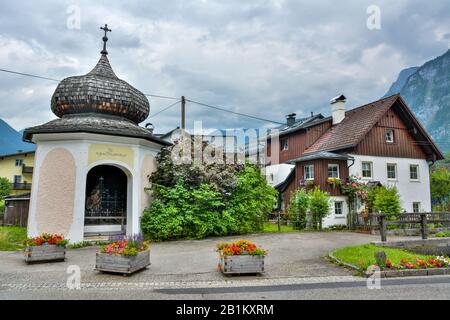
85,165 -> 127,227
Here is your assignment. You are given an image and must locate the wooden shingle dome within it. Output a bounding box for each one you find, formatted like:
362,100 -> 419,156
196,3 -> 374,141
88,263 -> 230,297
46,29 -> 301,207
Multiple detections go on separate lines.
51,54 -> 149,124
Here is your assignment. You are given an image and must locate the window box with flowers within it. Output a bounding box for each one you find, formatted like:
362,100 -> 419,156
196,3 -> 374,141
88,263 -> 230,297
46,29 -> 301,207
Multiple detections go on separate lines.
326,177 -> 341,189
24,233 -> 68,263
95,234 -> 150,276
217,240 -> 267,275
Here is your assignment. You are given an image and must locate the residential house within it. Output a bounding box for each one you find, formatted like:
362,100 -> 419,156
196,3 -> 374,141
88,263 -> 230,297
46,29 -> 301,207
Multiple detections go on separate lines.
0,150 -> 35,195
266,94 -> 444,227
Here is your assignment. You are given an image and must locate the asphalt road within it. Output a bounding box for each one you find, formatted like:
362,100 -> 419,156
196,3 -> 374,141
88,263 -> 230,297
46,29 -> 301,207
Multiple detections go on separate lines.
1,232 -> 448,300
1,275 -> 450,300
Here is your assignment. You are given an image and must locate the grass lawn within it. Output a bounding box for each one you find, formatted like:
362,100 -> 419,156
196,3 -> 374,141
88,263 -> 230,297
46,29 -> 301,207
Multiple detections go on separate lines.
0,226 -> 27,251
262,222 -> 298,233
332,244 -> 432,270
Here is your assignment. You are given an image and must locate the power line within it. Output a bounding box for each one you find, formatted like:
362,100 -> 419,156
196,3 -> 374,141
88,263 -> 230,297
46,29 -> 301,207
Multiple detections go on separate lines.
0,68 -> 179,100
186,98 -> 284,125
0,68 -> 60,82
149,100 -> 180,118
144,93 -> 179,100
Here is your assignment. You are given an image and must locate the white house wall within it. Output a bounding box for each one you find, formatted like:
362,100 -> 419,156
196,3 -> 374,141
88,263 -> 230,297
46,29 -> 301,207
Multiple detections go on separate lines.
323,196 -> 349,228
348,154 -> 431,212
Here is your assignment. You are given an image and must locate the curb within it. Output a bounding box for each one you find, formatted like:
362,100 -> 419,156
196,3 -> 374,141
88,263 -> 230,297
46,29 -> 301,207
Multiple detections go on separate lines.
327,251 -> 362,273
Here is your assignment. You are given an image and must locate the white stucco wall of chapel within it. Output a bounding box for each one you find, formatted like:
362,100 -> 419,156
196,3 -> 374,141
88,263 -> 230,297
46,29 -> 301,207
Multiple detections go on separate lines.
27,132 -> 161,243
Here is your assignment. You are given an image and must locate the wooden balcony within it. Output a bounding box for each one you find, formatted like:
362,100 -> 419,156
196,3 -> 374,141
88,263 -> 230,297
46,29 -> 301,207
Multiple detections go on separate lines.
11,182 -> 32,190
22,165 -> 33,174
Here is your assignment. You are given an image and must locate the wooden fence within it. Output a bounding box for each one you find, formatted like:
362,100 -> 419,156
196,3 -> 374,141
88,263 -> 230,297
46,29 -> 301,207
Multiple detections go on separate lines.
371,212 -> 450,242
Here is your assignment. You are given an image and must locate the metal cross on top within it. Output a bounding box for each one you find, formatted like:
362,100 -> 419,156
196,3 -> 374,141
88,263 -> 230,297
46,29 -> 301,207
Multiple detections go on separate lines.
100,24 -> 112,55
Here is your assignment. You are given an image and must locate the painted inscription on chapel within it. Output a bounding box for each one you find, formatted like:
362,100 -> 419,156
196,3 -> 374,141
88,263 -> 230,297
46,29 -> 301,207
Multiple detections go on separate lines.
88,144 -> 134,168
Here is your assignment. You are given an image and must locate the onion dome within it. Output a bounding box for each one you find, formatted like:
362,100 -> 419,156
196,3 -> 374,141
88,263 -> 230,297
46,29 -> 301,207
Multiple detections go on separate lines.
50,25 -> 149,124
24,25 -> 169,146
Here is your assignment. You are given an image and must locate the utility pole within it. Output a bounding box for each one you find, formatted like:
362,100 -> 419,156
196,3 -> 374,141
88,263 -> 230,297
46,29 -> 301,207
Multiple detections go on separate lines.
181,96 -> 186,129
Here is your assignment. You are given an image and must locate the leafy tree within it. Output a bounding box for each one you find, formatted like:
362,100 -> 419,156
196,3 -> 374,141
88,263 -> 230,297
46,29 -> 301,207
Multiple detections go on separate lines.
287,188 -> 309,230
430,166 -> 450,207
371,186 -> 402,214
0,177 -> 11,198
439,151 -> 450,164
309,187 -> 330,230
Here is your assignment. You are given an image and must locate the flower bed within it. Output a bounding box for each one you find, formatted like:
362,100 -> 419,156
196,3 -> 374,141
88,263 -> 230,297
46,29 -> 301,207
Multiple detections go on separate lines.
330,244 -> 450,278
24,233 -> 68,263
95,234 -> 150,276
217,240 -> 267,275
383,256 -> 450,270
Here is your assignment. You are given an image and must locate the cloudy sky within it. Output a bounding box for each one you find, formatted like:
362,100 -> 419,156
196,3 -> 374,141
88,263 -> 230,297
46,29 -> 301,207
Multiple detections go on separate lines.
1,0 -> 449,134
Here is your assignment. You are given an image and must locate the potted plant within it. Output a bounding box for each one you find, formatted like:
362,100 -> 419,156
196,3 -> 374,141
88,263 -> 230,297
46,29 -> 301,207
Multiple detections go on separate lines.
217,240 -> 267,275
95,234 -> 150,276
24,233 -> 68,263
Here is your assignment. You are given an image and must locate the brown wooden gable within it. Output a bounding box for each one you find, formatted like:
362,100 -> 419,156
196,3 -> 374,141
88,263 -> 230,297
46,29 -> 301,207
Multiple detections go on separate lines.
355,101 -> 428,159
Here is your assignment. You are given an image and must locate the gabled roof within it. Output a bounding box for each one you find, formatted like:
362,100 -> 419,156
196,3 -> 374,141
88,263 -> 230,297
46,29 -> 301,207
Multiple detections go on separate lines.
303,94 -> 444,160
270,114 -> 325,138
274,167 -> 295,193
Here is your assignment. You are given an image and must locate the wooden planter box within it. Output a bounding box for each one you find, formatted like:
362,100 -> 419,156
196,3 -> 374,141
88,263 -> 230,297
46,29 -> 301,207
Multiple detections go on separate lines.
24,245 -> 66,263
219,255 -> 265,275
95,249 -> 150,276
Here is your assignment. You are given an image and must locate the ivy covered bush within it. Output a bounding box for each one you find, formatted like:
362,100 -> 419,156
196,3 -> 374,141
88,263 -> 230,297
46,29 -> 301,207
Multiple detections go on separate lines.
141,146 -> 277,240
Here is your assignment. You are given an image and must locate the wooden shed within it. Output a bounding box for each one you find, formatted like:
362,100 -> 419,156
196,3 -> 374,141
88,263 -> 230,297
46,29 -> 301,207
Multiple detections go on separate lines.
3,193 -> 30,227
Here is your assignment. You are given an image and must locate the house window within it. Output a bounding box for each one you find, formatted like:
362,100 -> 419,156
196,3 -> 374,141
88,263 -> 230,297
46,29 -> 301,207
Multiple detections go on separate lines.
304,165 -> 314,180
385,129 -> 394,143
335,201 -> 343,215
410,165 -> 419,181
362,162 -> 372,178
328,164 -> 339,178
281,138 -> 288,151
412,202 -> 421,213
387,163 -> 397,180
14,175 -> 22,184
15,159 -> 23,167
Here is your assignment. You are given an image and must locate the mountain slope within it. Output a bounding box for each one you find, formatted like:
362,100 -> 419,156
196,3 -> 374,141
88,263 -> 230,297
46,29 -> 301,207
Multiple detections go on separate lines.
384,49 -> 450,152
0,119 -> 35,156
384,66 -> 419,97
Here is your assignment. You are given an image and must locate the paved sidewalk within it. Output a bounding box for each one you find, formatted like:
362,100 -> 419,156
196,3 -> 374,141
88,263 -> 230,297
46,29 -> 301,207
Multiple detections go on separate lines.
0,232 -> 378,289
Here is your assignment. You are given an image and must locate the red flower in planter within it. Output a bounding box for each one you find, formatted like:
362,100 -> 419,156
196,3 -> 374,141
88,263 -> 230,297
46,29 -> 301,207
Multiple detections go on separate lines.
385,259 -> 393,268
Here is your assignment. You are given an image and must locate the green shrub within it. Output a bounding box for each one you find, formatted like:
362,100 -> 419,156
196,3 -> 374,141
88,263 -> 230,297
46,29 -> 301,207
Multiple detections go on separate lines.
0,177 -> 11,198
141,181 -> 228,240
141,144 -> 277,241
430,166 -> 450,208
434,231 -> 450,238
287,188 -> 309,230
309,187 -> 330,230
0,200 -> 5,214
224,165 -> 277,234
369,186 -> 401,214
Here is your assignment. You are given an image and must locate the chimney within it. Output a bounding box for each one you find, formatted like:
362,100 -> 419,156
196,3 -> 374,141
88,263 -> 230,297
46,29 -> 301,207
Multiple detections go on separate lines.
330,94 -> 346,125
145,122 -> 154,133
286,113 -> 296,126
